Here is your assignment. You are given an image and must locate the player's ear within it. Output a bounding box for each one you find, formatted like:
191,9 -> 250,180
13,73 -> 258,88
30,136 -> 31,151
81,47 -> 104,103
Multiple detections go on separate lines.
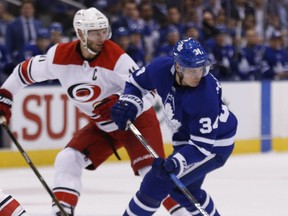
175,62 -> 181,71
77,29 -> 85,42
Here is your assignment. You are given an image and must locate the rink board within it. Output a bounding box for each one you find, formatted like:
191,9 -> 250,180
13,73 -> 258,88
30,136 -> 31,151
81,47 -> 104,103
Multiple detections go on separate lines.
0,81 -> 288,168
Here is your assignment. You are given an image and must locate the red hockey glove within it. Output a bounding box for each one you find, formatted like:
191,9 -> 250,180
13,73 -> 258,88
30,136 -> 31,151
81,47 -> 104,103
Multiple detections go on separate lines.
92,94 -> 119,122
0,88 -> 13,125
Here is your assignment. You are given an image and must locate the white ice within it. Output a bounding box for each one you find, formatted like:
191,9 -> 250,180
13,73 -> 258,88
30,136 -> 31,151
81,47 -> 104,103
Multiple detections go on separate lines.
0,152 -> 287,216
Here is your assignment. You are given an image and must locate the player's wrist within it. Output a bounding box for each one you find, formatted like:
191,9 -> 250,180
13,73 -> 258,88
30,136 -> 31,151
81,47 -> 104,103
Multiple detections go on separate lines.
119,94 -> 143,117
0,88 -> 13,108
165,153 -> 188,177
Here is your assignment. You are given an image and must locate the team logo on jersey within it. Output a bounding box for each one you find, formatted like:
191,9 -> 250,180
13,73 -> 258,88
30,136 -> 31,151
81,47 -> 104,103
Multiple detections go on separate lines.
163,93 -> 181,133
67,83 -> 101,102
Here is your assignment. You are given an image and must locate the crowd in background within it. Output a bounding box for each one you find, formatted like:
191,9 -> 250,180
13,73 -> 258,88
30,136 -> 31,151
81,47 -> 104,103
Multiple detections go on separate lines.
0,0 -> 288,147
0,0 -> 288,84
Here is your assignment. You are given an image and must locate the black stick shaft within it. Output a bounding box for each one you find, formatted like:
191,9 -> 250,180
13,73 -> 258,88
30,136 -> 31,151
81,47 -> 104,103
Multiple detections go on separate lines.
1,119 -> 68,216
128,122 -> 209,216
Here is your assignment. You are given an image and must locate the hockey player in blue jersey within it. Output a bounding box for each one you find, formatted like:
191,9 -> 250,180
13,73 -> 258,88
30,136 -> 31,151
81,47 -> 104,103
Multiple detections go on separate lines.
111,38 -> 238,215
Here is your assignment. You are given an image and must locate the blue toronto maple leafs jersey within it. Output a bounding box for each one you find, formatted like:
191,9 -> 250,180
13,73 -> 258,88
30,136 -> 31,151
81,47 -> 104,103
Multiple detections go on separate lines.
125,56 -> 238,163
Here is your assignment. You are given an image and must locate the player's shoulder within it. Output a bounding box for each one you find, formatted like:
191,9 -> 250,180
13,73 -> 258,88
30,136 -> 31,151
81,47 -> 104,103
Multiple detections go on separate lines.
184,74 -> 220,114
204,73 -> 222,89
89,40 -> 127,70
51,40 -> 83,65
147,56 -> 174,73
102,40 -> 125,56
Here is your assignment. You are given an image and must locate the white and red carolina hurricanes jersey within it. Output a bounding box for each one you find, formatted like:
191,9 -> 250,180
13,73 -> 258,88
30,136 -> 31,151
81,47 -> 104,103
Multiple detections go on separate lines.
2,40 -> 154,132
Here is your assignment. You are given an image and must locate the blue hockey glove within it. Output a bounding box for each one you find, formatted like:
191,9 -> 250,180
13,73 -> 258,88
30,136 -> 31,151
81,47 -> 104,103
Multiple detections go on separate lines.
152,153 -> 187,181
111,94 -> 143,130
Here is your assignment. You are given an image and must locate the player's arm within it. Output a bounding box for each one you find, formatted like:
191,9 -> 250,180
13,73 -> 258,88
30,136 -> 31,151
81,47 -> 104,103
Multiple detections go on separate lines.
110,58 -> 159,130
157,95 -> 221,180
91,53 -> 139,122
0,47 -> 56,124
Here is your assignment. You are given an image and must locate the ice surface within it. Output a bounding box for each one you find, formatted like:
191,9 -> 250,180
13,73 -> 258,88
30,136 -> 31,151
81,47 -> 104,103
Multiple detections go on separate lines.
0,152 -> 287,216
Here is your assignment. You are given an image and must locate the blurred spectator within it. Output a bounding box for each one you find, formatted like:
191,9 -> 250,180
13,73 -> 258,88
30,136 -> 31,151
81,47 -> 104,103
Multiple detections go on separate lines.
111,0 -> 144,40
199,10 -> 218,44
127,26 -> 146,67
0,1 -> 14,44
113,26 -> 130,51
214,8 -> 227,26
242,14 -> 256,35
83,0 -> 119,14
205,25 -> 238,80
252,0 -> 266,40
204,0 -> 222,17
151,0 -> 168,25
260,31 -> 288,80
0,44 -> 13,84
183,8 -> 200,27
265,14 -> 284,41
222,0 -> 255,21
138,1 -> 160,63
48,22 -> 63,48
165,6 -> 184,34
267,0 -> 288,29
5,0 -> 42,58
183,22 -> 200,40
237,28 -> 264,80
190,0 -> 204,27
155,25 -> 180,57
158,6 -> 184,47
15,27 -> 50,64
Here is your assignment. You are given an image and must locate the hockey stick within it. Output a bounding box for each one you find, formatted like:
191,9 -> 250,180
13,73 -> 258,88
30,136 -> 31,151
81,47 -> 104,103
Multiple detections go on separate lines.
0,117 -> 68,216
128,122 -> 209,216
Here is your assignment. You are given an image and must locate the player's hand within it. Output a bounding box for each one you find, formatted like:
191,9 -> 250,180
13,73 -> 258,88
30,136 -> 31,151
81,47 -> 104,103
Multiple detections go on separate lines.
111,94 -> 143,130
92,94 -> 119,122
152,156 -> 181,181
0,88 -> 13,125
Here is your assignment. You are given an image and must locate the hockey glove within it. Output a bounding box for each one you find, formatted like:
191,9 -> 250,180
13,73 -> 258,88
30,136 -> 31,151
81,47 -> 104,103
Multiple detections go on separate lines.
92,94 -> 119,122
152,153 -> 187,181
111,94 -> 143,130
0,88 -> 13,124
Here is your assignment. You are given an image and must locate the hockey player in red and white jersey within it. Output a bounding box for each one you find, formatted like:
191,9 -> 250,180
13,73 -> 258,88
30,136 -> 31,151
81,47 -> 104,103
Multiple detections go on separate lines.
0,190 -> 29,216
0,7 -> 191,216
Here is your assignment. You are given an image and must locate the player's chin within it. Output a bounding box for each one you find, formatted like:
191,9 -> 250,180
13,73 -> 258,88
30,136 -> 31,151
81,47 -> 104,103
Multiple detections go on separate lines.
91,45 -> 103,53
184,80 -> 200,87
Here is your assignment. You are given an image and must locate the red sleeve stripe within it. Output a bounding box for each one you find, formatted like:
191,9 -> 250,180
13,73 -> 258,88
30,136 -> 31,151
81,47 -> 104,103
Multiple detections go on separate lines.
0,195 -> 19,212
53,191 -> 78,206
53,187 -> 80,206
18,58 -> 35,85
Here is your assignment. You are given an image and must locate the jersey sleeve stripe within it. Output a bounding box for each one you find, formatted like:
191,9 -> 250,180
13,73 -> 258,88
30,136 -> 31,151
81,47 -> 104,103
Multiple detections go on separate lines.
172,140 -> 189,146
190,134 -> 215,145
17,63 -> 26,85
189,142 -> 211,156
28,58 -> 36,83
19,59 -> 35,85
214,136 -> 235,147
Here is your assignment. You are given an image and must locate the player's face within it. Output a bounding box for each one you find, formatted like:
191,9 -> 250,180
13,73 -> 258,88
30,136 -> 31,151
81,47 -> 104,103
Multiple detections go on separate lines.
86,29 -> 109,53
179,66 -> 204,87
